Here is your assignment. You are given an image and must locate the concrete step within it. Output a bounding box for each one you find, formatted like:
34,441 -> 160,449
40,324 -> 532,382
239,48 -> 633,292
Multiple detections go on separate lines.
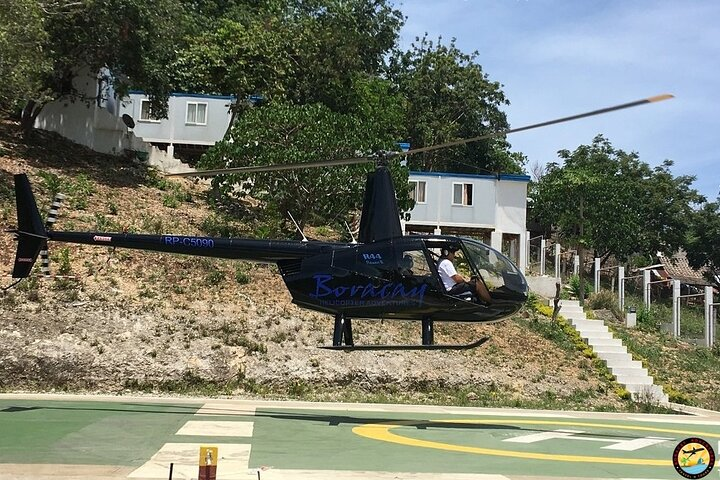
628,384 -> 669,403
591,345 -> 628,355
580,330 -> 613,341
572,323 -> 609,333
560,306 -> 585,315
598,352 -> 635,364
605,359 -> 644,370
586,337 -> 623,347
609,366 -> 649,377
615,374 -> 654,385
559,300 -> 581,307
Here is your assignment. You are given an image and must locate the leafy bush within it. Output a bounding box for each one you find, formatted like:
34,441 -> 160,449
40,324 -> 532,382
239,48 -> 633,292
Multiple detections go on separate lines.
567,274 -> 590,299
587,290 -> 622,319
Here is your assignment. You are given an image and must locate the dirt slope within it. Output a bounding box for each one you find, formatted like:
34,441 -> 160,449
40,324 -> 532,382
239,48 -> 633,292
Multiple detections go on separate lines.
0,120 -> 626,410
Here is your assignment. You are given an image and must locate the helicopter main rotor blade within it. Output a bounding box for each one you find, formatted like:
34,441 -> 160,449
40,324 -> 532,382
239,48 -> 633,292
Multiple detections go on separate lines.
167,93 -> 673,178
397,94 -> 674,157
166,155 -> 375,178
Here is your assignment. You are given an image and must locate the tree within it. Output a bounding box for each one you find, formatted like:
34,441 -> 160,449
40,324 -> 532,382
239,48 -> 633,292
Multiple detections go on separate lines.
389,35 -> 523,175
531,135 -> 703,301
174,0 -> 404,114
686,199 -> 720,289
0,0 -> 51,115
14,0 -> 190,132
199,96 -> 410,232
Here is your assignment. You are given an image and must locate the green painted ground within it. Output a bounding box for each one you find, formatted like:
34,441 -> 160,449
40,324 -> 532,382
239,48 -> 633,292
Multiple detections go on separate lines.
2,399 -> 719,479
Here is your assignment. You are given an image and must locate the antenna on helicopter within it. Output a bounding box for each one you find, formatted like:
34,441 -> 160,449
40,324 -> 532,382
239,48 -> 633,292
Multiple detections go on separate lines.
287,211 -> 308,242
344,221 -> 358,244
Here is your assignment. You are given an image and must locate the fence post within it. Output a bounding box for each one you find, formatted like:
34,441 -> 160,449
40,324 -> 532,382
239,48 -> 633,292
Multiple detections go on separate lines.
525,230 -> 530,273
594,258 -> 601,293
705,286 -> 714,348
643,269 -> 651,309
672,279 -> 681,338
540,238 -> 546,276
573,254 -> 579,276
618,266 -> 625,310
554,243 -> 561,278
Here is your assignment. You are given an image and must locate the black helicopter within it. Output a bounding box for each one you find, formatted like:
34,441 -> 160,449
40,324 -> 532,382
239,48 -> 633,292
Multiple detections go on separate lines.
8,94 -> 672,350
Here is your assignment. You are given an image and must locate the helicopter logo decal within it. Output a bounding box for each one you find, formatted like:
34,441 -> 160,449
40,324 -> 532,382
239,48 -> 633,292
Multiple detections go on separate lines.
310,274 -> 427,306
362,253 -> 384,265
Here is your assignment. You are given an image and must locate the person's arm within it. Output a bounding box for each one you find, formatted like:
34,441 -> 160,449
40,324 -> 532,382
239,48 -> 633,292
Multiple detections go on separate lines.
451,273 -> 465,284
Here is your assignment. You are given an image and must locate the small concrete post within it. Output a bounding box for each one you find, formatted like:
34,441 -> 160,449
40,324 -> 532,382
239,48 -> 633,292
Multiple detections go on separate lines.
540,238 -> 546,276
594,258 -> 601,293
705,286 -> 714,348
626,306 -> 637,328
573,254 -> 579,276
672,279 -> 681,338
643,269 -> 651,309
618,266 -> 625,310
433,227 -> 442,235
554,243 -> 561,278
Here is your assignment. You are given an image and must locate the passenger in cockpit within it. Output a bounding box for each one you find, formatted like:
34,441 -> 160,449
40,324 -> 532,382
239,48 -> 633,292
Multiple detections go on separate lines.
437,246 -> 492,304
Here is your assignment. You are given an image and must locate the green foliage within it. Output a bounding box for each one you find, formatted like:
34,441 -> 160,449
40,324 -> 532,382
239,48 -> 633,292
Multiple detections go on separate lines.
54,247 -> 72,275
686,198 -> 720,289
587,290 -> 622,319
201,101 -> 410,231
200,213 -> 245,238
531,136 -> 703,264
234,265 -> 250,285
389,35 -> 522,175
0,0 -> 51,113
567,275 -> 590,299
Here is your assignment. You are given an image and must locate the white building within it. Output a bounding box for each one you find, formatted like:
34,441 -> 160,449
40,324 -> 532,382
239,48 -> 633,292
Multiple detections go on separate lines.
117,91 -> 235,161
403,171 -> 530,272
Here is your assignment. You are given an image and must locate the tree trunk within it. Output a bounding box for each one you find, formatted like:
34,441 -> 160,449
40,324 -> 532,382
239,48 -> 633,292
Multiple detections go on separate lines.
552,281 -> 561,323
20,100 -> 43,137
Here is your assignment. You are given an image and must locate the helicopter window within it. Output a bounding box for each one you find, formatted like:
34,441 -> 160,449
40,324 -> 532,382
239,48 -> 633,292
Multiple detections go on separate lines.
462,241 -> 515,290
398,249 -> 433,277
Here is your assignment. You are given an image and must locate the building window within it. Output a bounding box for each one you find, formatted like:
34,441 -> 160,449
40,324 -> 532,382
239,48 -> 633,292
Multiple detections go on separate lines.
452,183 -> 473,206
409,180 -> 427,204
139,99 -> 160,122
186,102 -> 208,125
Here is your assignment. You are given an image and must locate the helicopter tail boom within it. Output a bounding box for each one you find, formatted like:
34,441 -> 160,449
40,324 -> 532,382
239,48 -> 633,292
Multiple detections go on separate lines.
11,174 -> 48,278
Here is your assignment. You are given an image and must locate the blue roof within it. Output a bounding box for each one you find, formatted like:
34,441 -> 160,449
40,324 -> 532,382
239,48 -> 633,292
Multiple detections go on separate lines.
129,90 -> 235,101
409,171 -> 531,182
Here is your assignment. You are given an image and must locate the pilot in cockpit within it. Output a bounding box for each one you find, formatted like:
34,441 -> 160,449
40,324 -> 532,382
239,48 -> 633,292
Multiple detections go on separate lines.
437,246 -> 492,304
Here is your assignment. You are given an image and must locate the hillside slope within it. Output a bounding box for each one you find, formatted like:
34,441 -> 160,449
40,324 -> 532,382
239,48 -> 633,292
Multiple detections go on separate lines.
0,120 -> 628,410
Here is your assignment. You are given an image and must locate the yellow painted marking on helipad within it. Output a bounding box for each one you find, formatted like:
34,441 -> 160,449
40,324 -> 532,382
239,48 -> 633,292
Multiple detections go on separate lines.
352,419 -> 720,466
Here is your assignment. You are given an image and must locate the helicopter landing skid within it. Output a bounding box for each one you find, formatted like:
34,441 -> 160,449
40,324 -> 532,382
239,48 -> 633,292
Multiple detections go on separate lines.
324,313 -> 489,351
320,336 -> 490,351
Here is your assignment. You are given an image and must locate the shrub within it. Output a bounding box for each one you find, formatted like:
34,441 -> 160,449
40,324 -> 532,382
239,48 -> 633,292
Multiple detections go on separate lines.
567,274 -> 591,299
587,290 -> 622,319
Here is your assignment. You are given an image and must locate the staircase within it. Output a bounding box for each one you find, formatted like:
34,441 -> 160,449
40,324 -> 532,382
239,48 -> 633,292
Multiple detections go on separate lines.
558,300 -> 669,404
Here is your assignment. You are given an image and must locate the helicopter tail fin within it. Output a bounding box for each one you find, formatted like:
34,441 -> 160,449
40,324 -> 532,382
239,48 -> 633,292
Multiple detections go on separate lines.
10,174 -> 47,278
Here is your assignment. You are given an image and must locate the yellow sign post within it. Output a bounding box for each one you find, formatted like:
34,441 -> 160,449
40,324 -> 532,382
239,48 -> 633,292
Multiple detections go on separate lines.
198,446 -> 218,480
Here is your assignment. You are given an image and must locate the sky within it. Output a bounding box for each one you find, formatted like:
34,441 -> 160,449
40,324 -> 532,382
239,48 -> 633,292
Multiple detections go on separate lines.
395,0 -> 720,200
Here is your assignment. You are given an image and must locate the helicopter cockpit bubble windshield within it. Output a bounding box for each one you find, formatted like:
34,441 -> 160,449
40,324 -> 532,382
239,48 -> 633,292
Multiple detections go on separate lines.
450,238 -> 528,303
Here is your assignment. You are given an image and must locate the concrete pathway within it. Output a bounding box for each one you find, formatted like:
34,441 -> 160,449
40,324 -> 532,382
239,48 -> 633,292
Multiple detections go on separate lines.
558,300 -> 668,403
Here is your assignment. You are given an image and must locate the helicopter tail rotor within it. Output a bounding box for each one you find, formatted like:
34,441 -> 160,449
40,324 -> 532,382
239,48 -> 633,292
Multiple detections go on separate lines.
9,174 -> 48,278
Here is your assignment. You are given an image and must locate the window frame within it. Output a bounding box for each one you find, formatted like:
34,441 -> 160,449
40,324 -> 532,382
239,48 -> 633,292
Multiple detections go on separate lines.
138,99 -> 161,123
451,182 -> 473,206
409,180 -> 427,204
185,101 -> 208,126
